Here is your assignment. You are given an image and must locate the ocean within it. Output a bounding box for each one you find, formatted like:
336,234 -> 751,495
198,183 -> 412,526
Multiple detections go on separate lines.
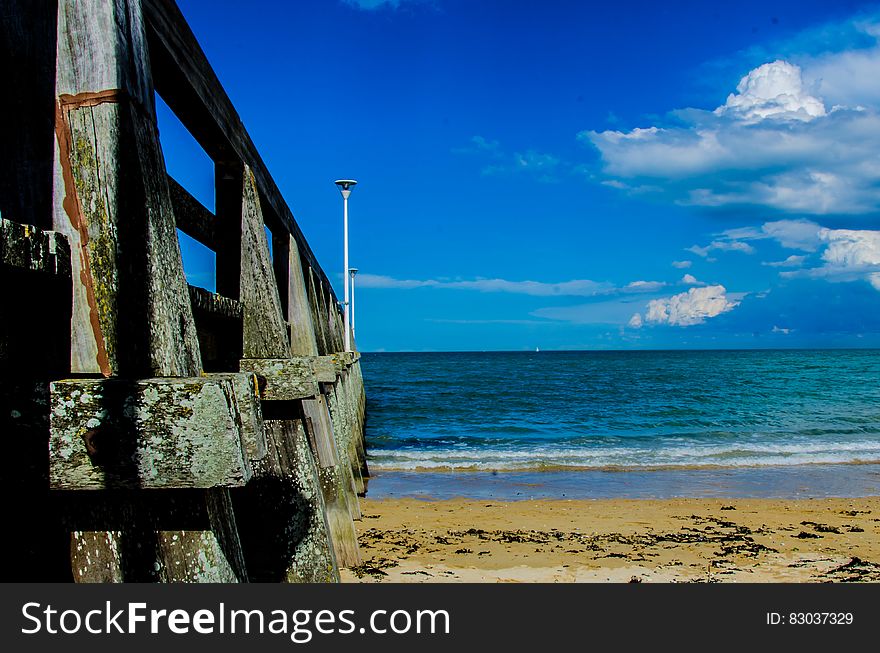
359,350 -> 880,499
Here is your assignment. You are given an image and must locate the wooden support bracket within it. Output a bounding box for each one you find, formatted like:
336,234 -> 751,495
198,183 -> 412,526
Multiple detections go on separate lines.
239,358 -> 319,401
49,373 -> 267,490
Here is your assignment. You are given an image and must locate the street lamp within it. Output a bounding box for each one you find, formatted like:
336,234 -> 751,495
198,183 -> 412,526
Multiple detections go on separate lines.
349,268 -> 359,344
335,179 -> 357,352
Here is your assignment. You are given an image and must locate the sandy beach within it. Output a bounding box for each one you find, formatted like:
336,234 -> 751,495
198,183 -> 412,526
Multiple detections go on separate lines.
340,496 -> 880,583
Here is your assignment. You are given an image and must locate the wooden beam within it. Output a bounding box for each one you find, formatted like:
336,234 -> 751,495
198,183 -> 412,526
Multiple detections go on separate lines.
240,358 -> 319,401
49,373 -> 266,491
187,285 -> 242,321
312,356 -> 338,383
167,175 -> 216,250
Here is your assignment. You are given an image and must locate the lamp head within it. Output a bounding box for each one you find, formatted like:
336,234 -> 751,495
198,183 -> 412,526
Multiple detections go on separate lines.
335,179 -> 357,200
349,268 -> 359,277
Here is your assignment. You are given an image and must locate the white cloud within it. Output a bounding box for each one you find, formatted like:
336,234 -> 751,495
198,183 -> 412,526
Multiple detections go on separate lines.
482,149 -> 562,181
356,274 -> 666,297
719,217 -> 880,290
672,260 -> 693,269
641,285 -> 740,327
772,325 -> 793,334
687,240 -> 755,257
761,225 -> 880,289
758,219 -> 824,250
715,61 -> 826,123
628,313 -> 643,328
681,273 -> 702,285
470,135 -> 500,152
584,28 -> 880,216
763,254 -> 808,268
624,280 -> 666,292
693,220 -> 823,267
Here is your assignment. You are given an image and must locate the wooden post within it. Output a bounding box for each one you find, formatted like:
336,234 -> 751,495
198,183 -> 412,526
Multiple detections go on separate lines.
326,374 -> 364,513
273,232 -> 319,357
308,267 -> 330,356
302,396 -> 361,567
51,0 -> 246,583
235,165 -> 339,581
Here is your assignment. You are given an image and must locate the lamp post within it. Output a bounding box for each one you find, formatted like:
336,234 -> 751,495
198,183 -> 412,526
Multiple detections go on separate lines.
334,179 -> 357,352
349,268 -> 358,344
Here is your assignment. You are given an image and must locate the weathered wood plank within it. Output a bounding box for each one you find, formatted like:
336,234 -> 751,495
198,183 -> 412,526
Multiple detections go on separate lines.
233,419 -> 339,583
49,374 -> 264,490
307,267 -> 330,356
312,356 -> 338,382
326,378 -> 362,517
239,165 -> 290,359
168,175 -> 216,250
53,0 -> 202,378
272,232 -> 319,357
302,396 -> 360,567
188,285 -> 242,320
239,358 -> 319,401
65,489 -> 248,582
230,165 -> 341,580
187,285 -> 243,372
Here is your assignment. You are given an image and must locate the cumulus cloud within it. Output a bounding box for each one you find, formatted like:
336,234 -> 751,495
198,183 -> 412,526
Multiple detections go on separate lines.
356,274 -> 666,297
628,313 -> 643,328
723,218 -> 880,290
681,273 -> 703,285
783,227 -> 880,289
672,260 -> 693,269
638,285 -> 740,327
715,61 -> 826,123
583,29 -> 880,216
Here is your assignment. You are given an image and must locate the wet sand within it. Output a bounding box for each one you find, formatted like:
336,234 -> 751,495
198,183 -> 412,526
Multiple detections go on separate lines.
340,496 -> 880,583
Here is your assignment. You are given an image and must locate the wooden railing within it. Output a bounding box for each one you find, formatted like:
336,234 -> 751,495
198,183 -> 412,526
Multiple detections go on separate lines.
0,0 -> 367,583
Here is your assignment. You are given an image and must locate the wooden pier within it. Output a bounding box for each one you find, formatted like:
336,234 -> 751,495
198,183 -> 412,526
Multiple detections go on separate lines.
0,0 -> 368,582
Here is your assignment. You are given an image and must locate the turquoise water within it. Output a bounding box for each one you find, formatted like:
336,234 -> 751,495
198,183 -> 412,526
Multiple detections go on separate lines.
361,350 -> 880,473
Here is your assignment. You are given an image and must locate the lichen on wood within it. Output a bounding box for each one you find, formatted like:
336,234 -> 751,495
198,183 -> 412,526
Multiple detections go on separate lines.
49,374 -> 264,490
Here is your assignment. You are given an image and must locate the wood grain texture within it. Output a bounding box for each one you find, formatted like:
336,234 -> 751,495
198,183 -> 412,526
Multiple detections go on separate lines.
54,0 -> 201,377
302,395 -> 361,567
274,233 -> 319,357
49,374 -> 264,490
239,166 -> 290,359
234,419 -> 339,583
239,358 -> 319,401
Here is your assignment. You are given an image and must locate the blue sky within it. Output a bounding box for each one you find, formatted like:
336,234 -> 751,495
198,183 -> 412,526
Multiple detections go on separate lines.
160,0 -> 880,351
